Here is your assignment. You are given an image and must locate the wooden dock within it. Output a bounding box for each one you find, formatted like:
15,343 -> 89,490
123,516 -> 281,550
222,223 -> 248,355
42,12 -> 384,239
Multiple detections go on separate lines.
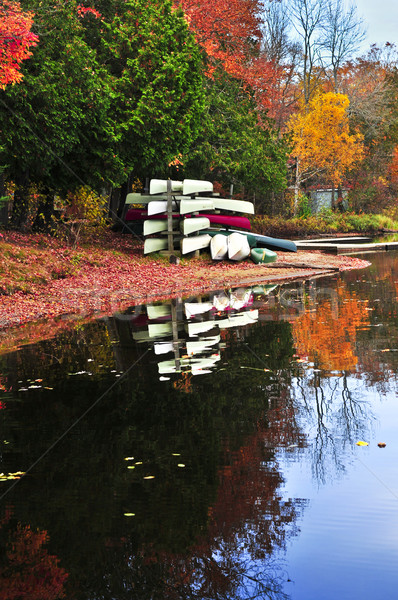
295,237 -> 398,254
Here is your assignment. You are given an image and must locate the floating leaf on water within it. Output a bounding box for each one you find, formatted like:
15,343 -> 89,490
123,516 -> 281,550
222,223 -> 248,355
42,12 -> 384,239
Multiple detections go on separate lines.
135,461 -> 143,465
356,441 -> 369,446
143,475 -> 155,480
124,457 -> 134,461
127,466 -> 135,470
44,387 -> 54,390
172,453 -> 181,456
378,442 -> 387,448
177,464 -> 185,468
124,513 -> 135,517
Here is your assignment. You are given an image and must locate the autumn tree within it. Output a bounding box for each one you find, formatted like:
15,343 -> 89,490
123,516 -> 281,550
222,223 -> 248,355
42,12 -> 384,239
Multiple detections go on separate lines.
0,0 -> 38,88
287,91 -> 364,209
339,45 -> 398,211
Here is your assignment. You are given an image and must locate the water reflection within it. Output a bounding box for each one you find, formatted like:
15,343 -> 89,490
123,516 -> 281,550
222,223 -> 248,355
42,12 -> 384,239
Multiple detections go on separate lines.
1,255 -> 398,598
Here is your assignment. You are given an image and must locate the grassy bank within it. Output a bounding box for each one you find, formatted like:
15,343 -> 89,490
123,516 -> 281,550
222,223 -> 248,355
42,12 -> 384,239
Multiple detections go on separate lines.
251,212 -> 398,238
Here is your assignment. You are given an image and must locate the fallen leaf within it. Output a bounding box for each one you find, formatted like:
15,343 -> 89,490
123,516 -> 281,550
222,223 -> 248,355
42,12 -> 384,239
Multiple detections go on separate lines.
356,441 -> 369,446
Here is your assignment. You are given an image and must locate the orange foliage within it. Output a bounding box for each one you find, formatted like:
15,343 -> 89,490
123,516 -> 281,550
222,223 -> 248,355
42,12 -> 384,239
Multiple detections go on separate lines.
292,283 -> 370,372
0,1 -> 38,88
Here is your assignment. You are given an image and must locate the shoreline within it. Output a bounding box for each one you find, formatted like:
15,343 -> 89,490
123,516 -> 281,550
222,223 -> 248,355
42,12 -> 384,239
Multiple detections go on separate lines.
0,230 -> 371,354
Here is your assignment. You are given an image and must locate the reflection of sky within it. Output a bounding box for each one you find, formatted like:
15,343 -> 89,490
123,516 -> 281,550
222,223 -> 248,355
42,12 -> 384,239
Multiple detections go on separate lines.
277,376 -> 398,599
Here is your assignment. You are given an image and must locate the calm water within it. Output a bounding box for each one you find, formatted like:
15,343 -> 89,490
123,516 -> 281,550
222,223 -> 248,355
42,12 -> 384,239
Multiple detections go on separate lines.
1,252 -> 398,599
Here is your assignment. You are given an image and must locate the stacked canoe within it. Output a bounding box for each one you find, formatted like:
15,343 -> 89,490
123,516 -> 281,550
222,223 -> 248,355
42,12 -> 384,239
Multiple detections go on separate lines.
124,178 -> 297,260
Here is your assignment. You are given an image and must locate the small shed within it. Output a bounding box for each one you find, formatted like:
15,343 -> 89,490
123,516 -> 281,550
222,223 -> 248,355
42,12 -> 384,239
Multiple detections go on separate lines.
309,188 -> 349,213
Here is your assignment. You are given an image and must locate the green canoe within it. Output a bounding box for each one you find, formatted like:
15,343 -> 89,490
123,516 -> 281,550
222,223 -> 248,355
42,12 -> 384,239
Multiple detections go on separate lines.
250,247 -> 277,264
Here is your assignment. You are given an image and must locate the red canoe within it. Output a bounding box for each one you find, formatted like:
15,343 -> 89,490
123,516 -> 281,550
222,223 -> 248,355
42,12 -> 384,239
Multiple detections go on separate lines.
125,208 -> 251,231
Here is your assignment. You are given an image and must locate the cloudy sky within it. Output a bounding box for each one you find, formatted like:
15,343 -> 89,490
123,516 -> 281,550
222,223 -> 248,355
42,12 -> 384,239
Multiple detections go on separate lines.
354,0 -> 398,50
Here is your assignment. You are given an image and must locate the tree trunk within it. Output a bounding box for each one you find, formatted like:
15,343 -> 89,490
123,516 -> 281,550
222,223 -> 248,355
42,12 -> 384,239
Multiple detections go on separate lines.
10,172 -> 31,230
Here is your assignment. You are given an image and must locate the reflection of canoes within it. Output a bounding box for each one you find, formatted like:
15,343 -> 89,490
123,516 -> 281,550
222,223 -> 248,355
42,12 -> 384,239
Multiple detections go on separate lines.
217,310 -> 259,328
250,247 -> 278,264
153,341 -> 174,355
228,232 -> 251,261
186,336 -> 220,355
204,228 -> 297,252
146,304 -> 172,320
210,233 -> 228,260
229,289 -> 253,310
184,301 -> 214,318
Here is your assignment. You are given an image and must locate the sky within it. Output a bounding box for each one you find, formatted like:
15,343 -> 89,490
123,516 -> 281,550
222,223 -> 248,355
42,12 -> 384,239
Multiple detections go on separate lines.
354,0 -> 398,51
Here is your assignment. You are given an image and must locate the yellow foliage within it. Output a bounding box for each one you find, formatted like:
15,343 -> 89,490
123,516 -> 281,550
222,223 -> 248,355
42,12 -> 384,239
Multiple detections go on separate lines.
288,92 -> 364,185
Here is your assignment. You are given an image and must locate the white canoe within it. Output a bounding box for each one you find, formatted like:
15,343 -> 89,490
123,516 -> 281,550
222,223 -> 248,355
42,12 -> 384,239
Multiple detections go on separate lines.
149,179 -> 183,194
144,238 -> 168,254
205,197 -> 255,214
180,234 -> 211,255
179,198 -> 214,215
182,179 -> 213,196
126,193 -> 185,205
210,233 -> 228,260
146,304 -> 171,320
147,200 -> 178,216
228,232 -> 251,261
143,220 -> 168,236
180,217 -> 210,235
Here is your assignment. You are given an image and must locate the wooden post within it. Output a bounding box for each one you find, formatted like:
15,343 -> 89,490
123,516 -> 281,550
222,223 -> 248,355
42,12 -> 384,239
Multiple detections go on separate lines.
171,299 -> 181,372
167,178 -> 173,253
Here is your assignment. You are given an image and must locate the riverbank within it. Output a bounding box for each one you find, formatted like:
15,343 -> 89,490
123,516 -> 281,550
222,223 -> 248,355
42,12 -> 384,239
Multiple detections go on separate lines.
0,230 -> 370,351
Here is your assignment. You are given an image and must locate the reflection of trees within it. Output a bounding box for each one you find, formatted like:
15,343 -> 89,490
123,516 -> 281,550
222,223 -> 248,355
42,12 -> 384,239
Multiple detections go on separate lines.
294,372 -> 374,483
0,509 -> 68,599
0,310 -> 304,599
292,281 -> 369,373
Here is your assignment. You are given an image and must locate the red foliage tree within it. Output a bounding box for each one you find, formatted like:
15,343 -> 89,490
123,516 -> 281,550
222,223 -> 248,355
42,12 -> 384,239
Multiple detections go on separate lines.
0,0 -> 38,88
175,0 -> 276,108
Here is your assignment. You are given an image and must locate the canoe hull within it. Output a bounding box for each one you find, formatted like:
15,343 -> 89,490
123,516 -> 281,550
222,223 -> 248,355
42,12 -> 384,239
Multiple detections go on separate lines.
180,217 -> 210,235
126,208 -> 251,230
250,247 -> 278,264
204,228 -> 297,252
180,234 -> 211,255
228,232 -> 251,261
210,233 -> 228,260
